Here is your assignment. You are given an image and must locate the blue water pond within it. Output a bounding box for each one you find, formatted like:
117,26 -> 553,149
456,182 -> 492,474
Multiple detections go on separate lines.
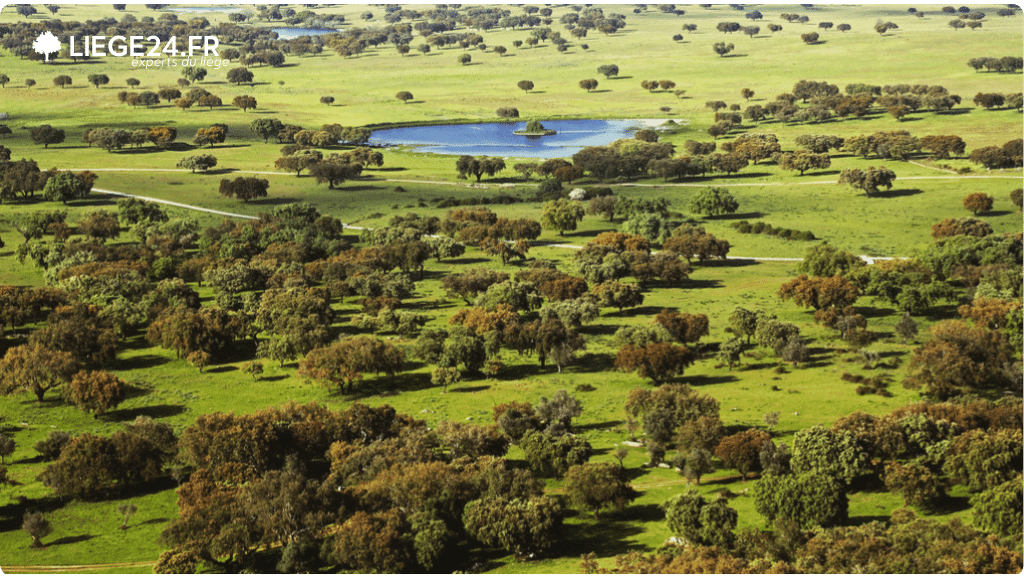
272,27 -> 339,38
368,119 -> 664,159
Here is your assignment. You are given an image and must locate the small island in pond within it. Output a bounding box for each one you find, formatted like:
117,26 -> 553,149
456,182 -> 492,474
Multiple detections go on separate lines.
514,119 -> 557,136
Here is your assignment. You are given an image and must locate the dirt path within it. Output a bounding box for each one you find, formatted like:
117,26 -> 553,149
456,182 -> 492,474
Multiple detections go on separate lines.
907,160 -> 958,175
1,561 -> 156,573
91,187 -> 898,262
93,188 -> 260,221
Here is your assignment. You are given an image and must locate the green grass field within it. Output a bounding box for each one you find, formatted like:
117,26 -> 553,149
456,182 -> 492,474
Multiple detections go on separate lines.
0,3 -> 1021,573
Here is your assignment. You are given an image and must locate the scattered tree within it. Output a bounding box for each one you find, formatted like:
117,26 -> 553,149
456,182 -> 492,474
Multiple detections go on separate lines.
232,95 -> 257,112
225,67 -> 253,85
22,512 -> 52,548
688,187 -> 738,218
563,462 -> 635,519
962,192 -> 994,216
219,176 -> 269,203
838,166 -> 896,196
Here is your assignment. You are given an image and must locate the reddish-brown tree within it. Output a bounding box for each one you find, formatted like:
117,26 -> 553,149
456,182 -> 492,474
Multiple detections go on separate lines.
615,342 -> 696,383
0,343 -> 79,403
66,370 -> 126,416
715,429 -> 771,481
778,275 -> 859,310
655,310 -> 710,343
962,192 -> 994,216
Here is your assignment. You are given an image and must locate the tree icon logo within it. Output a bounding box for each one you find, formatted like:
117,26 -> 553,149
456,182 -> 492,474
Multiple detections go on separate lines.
33,31 -> 61,62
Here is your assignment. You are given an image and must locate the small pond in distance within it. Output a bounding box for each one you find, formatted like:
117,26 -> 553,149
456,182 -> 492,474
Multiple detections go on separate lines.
272,27 -> 339,38
369,119 -> 668,159
167,5 -> 244,12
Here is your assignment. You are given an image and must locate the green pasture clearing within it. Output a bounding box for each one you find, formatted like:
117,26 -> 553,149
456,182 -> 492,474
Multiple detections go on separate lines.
0,3 -> 1021,573
0,3 -> 1021,145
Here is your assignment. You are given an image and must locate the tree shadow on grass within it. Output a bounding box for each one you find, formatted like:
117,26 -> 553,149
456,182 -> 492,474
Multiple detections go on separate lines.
119,476 -> 179,500
577,420 -> 623,431
712,211 -> 767,220
70,197 -> 117,208
871,188 -> 924,199
49,59 -> 105,66
568,352 -> 615,374
123,381 -> 154,400
560,515 -> 649,556
924,304 -> 959,321
443,256 -> 490,266
705,257 -> 760,268
570,227 -> 617,239
613,503 -> 665,523
449,385 -> 491,393
923,494 -> 971,515
802,169 -> 840,177
49,534 -> 96,546
717,170 -> 773,179
806,345 -> 832,358
845,514 -> 891,526
114,354 -> 170,371
603,306 -> 663,318
684,278 -> 723,290
684,374 -> 738,386
855,305 -> 896,320
248,196 -> 297,207
204,365 -> 237,374
579,323 -> 618,337
105,404 -> 188,421
341,185 -> 384,193
344,371 -> 435,400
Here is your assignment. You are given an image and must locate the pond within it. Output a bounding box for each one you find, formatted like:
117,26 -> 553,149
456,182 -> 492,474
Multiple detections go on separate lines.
272,27 -> 339,39
368,119 -> 671,159
167,5 -> 243,12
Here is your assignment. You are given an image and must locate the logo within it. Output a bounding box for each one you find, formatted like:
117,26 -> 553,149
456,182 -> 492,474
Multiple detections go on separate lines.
29,32 -> 225,69
32,31 -> 60,62
68,35 -> 219,58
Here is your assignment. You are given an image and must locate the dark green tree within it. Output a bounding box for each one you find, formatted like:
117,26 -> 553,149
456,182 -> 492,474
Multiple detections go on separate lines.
664,492 -> 738,547
563,462 -> 635,519
688,187 -> 738,218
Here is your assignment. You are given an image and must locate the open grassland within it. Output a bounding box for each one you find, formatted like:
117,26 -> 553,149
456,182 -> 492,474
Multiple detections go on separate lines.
0,3 -> 1021,574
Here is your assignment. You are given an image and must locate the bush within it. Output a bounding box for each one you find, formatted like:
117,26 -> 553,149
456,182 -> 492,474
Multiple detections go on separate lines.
34,431 -> 72,460
534,179 -> 565,201
731,220 -> 817,241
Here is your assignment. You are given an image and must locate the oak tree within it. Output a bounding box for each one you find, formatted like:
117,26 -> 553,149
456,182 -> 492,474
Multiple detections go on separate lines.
962,192 -> 993,216
564,462 -> 635,519
65,370 -> 126,416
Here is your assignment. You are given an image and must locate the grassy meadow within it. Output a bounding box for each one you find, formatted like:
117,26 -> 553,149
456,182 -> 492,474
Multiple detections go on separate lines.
0,2 -> 1021,573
